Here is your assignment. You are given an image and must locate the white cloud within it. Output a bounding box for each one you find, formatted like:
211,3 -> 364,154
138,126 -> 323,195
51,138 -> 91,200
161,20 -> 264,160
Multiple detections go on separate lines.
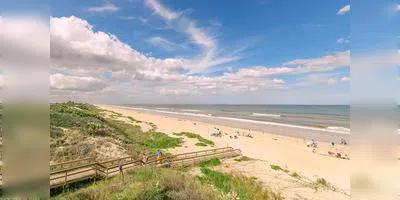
146,36 -> 181,51
341,76 -> 350,82
337,5 -> 350,15
145,0 -> 180,20
51,16 -> 187,76
337,37 -> 349,44
50,73 -> 107,91
86,2 -> 120,13
396,4 -> 400,12
49,16 -> 350,101
159,88 -> 194,95
285,51 -> 350,73
144,0 -> 234,72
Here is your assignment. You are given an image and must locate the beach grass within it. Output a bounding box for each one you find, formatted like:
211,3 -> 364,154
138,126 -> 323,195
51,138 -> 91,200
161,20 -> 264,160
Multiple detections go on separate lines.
199,158 -> 222,167
234,156 -> 252,162
270,164 -> 289,173
195,142 -> 208,147
50,102 -> 183,161
53,167 -> 220,200
145,132 -> 183,149
198,167 -> 283,200
174,132 -> 215,146
290,172 -> 300,178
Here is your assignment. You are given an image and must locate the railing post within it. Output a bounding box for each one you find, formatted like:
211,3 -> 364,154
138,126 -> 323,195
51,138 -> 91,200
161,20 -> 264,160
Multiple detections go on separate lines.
63,171 -> 68,192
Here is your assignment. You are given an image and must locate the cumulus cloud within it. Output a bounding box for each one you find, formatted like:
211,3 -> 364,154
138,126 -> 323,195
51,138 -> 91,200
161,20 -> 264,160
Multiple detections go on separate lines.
337,5 -> 350,15
51,16 -> 187,76
86,2 -> 120,13
49,15 -> 350,101
50,73 -> 107,91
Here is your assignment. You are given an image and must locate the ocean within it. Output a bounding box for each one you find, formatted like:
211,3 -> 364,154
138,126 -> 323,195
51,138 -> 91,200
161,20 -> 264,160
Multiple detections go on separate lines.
124,104 -> 351,136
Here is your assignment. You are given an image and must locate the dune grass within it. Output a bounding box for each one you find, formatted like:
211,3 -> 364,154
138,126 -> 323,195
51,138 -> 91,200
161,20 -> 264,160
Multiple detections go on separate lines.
145,132 -> 182,149
53,167 -> 220,200
199,158 -> 222,168
50,102 -> 183,161
174,132 -> 215,146
195,142 -> 208,147
234,156 -> 252,162
198,167 -> 283,200
270,164 -> 289,173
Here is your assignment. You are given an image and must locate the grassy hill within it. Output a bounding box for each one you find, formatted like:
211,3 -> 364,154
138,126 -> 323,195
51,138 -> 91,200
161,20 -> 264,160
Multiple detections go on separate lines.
50,102 -> 181,162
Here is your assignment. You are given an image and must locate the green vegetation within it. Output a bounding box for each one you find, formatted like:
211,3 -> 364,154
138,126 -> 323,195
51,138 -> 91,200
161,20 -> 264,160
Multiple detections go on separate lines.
145,132 -> 182,149
199,158 -> 222,168
198,167 -> 283,200
290,172 -> 300,178
127,116 -> 141,123
270,164 -> 282,171
50,102 -> 283,199
316,178 -> 328,187
195,142 -> 208,147
234,156 -> 252,162
54,167 -> 220,200
50,102 -> 182,161
174,132 -> 215,146
270,164 -> 289,173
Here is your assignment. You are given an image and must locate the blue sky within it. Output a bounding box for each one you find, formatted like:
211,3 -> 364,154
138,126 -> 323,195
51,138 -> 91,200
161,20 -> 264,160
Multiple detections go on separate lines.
49,0 -> 352,104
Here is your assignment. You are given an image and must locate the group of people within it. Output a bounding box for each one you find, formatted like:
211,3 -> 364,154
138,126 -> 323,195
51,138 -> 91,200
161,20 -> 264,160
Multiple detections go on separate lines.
140,149 -> 164,166
306,138 -> 349,159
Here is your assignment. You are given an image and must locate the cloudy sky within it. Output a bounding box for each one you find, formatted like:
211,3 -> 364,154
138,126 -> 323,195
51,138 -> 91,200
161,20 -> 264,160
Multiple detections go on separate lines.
49,0 -> 352,104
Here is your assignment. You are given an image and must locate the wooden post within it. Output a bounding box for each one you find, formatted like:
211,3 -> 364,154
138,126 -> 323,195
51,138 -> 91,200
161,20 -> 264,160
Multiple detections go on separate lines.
119,164 -> 124,183
63,171 -> 68,192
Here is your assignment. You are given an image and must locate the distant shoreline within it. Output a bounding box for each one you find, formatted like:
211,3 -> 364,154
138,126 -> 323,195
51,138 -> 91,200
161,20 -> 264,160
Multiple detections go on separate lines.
111,105 -> 351,143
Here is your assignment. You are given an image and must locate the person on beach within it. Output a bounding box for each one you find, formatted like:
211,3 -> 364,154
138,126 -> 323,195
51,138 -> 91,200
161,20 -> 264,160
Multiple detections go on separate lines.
156,150 -> 163,164
141,154 -> 149,166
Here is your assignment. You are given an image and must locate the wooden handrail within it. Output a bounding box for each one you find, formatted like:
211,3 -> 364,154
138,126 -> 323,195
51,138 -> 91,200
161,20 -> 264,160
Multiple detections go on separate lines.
48,147 -> 241,189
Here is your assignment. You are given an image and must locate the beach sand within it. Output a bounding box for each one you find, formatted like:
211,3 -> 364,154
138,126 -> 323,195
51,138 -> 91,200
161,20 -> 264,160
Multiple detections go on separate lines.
99,105 -> 352,199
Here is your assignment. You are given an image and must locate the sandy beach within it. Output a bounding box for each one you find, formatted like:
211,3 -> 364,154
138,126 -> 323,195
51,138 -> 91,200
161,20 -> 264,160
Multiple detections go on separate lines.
99,104 -> 351,199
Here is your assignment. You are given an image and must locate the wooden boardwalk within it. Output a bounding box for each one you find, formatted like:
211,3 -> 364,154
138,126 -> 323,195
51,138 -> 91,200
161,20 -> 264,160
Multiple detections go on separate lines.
50,147 -> 241,189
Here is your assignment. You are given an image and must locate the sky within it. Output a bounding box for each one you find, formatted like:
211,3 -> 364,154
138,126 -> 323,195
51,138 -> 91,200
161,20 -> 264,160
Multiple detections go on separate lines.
48,0 -> 353,104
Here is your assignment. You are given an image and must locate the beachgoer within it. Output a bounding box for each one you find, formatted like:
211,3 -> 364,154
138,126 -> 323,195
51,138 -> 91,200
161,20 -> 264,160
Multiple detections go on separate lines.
340,138 -> 347,145
331,142 -> 335,147
156,150 -> 163,164
142,154 -> 149,166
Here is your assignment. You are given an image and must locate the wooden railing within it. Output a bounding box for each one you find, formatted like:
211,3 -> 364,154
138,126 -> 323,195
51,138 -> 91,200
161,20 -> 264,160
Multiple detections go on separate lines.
49,147 -> 241,189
